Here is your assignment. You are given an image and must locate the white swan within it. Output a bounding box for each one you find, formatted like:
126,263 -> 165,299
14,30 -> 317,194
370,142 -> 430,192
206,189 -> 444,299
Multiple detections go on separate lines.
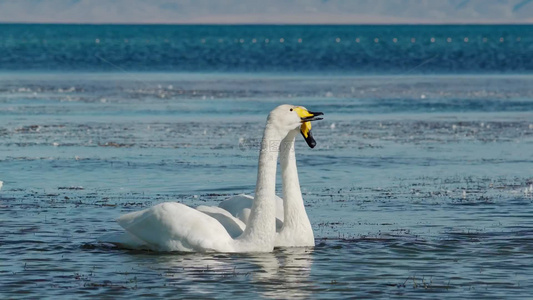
276,126 -> 315,247
100,104 -> 323,252
215,121 -> 316,247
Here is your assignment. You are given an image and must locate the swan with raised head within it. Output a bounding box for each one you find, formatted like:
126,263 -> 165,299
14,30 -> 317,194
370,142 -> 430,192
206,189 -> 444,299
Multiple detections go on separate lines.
100,105 -> 323,252
215,120 -> 317,247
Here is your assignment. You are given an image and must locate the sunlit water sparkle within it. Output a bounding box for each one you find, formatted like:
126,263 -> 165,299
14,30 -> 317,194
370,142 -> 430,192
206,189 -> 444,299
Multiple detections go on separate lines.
1,73 -> 532,299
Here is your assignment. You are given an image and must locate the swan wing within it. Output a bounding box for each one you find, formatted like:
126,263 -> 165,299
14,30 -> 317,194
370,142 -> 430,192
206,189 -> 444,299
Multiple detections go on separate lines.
117,202 -> 234,252
196,205 -> 246,239
219,194 -> 285,230
218,194 -> 254,223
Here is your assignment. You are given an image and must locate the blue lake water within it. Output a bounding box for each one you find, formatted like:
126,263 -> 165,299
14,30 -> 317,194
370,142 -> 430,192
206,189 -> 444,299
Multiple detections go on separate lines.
1,24 -> 532,73
1,25 -> 533,299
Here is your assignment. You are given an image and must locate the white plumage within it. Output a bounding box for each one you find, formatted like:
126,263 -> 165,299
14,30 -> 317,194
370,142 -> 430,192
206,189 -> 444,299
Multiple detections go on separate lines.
99,104 -> 321,252
217,130 -> 315,247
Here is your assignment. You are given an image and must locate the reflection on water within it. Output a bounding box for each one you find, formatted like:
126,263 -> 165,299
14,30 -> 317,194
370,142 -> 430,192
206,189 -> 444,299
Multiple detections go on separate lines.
248,248 -> 314,299
100,247 -> 314,299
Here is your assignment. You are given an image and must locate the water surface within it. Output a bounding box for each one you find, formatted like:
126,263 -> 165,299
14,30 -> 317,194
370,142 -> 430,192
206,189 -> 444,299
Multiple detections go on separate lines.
1,73 -> 532,299
1,24 -> 532,73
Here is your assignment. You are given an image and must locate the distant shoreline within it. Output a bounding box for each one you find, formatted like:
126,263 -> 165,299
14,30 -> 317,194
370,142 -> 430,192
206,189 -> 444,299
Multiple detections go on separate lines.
0,22 -> 532,26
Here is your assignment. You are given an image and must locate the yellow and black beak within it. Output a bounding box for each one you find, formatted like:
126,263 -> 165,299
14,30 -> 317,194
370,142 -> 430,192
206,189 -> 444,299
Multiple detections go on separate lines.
293,107 -> 324,148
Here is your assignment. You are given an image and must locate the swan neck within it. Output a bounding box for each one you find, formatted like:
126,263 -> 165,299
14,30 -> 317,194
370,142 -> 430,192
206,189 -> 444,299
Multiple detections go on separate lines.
280,130 -> 311,228
239,120 -> 280,247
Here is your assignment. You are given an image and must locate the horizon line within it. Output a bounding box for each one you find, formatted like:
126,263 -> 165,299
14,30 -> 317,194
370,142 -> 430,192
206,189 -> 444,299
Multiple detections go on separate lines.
1,21 -> 533,26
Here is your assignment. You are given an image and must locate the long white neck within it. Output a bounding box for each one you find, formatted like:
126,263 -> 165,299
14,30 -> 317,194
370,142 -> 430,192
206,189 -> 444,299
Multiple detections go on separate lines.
279,130 -> 314,243
237,119 -> 280,249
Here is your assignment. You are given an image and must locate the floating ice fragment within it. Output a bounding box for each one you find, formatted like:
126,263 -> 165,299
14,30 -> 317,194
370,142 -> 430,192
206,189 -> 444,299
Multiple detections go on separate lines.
526,184 -> 533,196
53,142 -> 59,147
330,123 -> 336,130
420,94 -> 426,99
0,181 -> 3,191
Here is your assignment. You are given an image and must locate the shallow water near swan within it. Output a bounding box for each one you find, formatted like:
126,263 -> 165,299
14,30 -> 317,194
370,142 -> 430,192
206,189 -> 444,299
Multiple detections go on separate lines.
1,73 -> 533,299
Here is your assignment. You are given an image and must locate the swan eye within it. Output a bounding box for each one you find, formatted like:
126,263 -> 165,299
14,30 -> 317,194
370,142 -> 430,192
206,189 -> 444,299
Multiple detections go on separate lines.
290,108 -> 293,111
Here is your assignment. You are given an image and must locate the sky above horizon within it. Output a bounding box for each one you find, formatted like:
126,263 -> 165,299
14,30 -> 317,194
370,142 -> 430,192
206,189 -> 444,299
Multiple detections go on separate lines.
0,0 -> 532,24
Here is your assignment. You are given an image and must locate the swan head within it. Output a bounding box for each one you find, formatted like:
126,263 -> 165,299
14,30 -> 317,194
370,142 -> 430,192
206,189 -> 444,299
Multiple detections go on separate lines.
268,104 -> 324,148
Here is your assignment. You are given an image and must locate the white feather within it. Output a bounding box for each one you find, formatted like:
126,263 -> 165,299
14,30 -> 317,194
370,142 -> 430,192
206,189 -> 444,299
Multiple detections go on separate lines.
100,104 -> 311,252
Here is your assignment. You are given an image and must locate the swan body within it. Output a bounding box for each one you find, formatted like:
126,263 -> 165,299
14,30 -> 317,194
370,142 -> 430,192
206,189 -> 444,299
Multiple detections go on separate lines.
100,104 -> 323,252
117,202 -> 236,252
